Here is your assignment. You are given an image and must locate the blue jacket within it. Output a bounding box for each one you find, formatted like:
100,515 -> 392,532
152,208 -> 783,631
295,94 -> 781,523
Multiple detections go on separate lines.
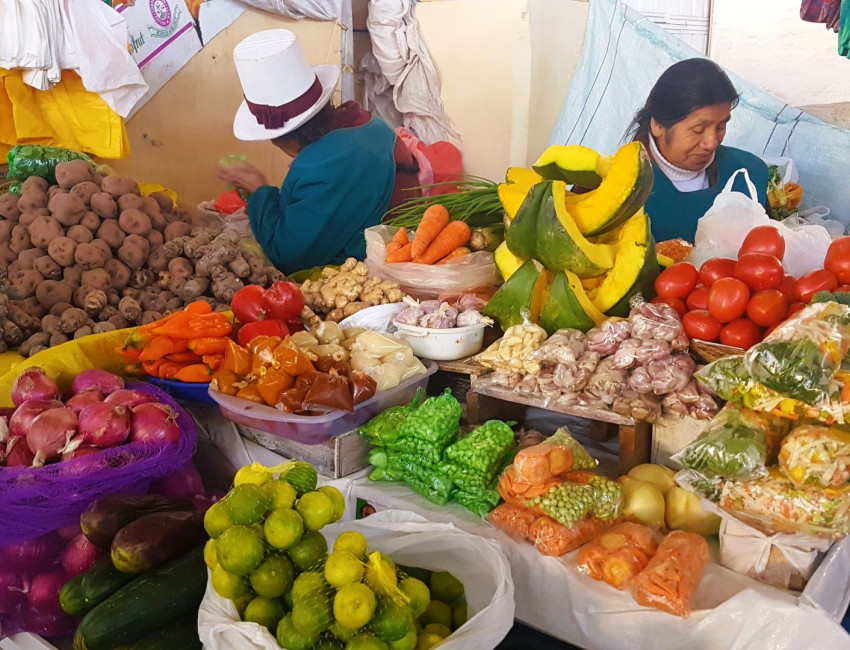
644,145 -> 769,243
247,117 -> 396,274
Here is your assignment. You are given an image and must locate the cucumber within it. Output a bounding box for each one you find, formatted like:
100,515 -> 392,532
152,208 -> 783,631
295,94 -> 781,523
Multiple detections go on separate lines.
125,613 -> 201,650
76,546 -> 206,650
59,574 -> 91,617
80,555 -> 136,608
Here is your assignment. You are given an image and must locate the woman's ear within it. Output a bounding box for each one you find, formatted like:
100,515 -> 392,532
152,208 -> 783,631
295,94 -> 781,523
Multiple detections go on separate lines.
650,117 -> 664,139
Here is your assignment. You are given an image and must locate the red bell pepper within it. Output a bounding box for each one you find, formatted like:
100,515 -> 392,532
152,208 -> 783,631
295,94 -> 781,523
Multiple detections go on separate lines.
231,285 -> 267,324
236,319 -> 291,347
262,282 -> 305,322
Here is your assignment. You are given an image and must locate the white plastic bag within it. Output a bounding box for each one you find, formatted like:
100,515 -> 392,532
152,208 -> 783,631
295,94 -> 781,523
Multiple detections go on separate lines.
365,225 -> 502,301
234,0 -> 342,20
198,510 -> 515,650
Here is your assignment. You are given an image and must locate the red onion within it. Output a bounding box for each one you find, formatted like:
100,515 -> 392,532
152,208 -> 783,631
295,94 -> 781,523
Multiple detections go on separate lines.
105,389 -> 157,408
9,399 -> 62,439
11,367 -> 59,407
61,445 -> 99,462
56,524 -> 81,540
65,388 -> 104,414
27,408 -> 78,467
130,402 -> 181,444
76,403 -> 130,448
150,462 -> 205,500
71,369 -> 124,396
0,572 -> 26,614
61,534 -> 102,577
6,436 -> 35,467
23,606 -> 76,637
0,534 -> 61,572
27,571 -> 66,614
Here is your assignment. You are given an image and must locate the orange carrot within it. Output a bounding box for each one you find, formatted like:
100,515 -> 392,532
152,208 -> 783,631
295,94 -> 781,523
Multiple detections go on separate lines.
386,241 -> 402,258
414,221 -> 471,264
391,227 -> 409,247
175,364 -> 213,383
386,242 -> 413,263
410,205 -> 450,258
436,247 -> 471,265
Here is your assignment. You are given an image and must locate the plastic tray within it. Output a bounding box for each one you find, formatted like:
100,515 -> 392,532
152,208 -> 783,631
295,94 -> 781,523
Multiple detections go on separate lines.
144,377 -> 216,404
208,360 -> 438,445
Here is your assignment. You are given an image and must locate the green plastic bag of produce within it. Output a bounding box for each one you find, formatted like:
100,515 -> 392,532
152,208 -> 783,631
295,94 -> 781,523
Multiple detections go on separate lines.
7,145 -> 95,184
386,437 -> 446,465
359,388 -> 426,446
445,420 -> 515,475
454,487 -> 501,517
397,389 -> 461,445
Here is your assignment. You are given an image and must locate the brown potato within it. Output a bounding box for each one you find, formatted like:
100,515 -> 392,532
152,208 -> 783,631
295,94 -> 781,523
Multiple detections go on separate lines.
50,301 -> 73,317
167,257 -> 193,280
21,177 -> 49,193
47,186 -> 68,200
28,216 -> 64,249
103,259 -> 131,289
147,230 -> 164,248
118,209 -> 152,236
9,224 -> 32,255
80,211 -> 101,231
0,220 -> 15,243
36,280 -> 73,311
63,266 -> 83,287
146,246 -> 168,272
117,194 -> 144,212
70,181 -> 101,206
96,220 -> 126,249
90,192 -> 118,219
150,192 -> 173,213
81,268 -> 111,291
101,175 -> 140,199
164,222 -> 192,241
0,193 -> 22,221
55,160 -> 95,189
118,234 -> 150,270
91,239 -> 111,261
18,190 -> 48,213
19,210 -> 46,228
16,297 -> 47,320
48,192 -> 86,227
9,269 -> 43,299
66,224 -> 94,244
0,244 -> 15,268
33,256 -> 61,280
17,248 -> 44,270
74,242 -> 108,270
47,237 -> 78,267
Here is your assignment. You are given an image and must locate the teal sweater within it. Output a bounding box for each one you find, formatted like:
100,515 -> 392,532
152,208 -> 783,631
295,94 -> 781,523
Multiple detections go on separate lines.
247,117 -> 396,274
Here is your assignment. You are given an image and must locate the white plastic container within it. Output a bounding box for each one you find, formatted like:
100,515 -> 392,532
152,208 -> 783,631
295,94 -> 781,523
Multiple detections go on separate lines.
392,321 -> 487,361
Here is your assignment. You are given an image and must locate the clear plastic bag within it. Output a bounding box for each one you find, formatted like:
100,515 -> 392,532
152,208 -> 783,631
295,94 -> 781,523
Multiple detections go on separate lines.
512,428 -> 596,483
525,471 -> 622,528
365,225 -> 502,300
444,420 -> 514,475
778,423 -> 850,487
632,531 -> 709,617
476,317 -> 548,374
576,522 -> 659,589
396,389 -> 462,445
530,515 -> 612,557
7,144 -> 94,183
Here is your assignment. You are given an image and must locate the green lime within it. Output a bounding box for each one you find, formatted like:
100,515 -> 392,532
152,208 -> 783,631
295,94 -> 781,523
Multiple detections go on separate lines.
292,592 -> 333,637
211,564 -> 250,600
370,599 -> 414,642
325,551 -> 365,588
418,601 -> 451,630
414,633 -> 443,650
345,633 -> 389,650
234,593 -> 253,617
399,577 -> 430,619
318,485 -> 346,522
277,613 -> 319,650
428,573 -> 463,604
265,508 -> 305,550
291,571 -> 329,602
451,600 -> 466,630
204,539 -> 218,570
296,491 -> 336,531
333,583 -> 376,630
287,530 -> 328,571
280,461 -> 318,496
334,531 -> 368,559
266,479 -> 298,510
330,620 -> 359,642
422,623 -> 450,639
226,484 -> 271,525
398,566 -> 431,584
284,590 -> 294,610
388,629 -> 417,650
243,596 -> 286,631
250,554 -> 295,599
216,525 -> 266,576
317,639 -> 345,650
204,499 -> 235,538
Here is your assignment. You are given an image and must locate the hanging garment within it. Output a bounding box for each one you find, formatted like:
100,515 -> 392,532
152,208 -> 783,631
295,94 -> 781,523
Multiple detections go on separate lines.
801,0 -> 841,30
841,0 -> 850,56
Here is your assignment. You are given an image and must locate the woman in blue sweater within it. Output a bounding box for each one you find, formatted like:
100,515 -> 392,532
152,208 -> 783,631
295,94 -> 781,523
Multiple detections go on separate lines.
217,30 -> 409,275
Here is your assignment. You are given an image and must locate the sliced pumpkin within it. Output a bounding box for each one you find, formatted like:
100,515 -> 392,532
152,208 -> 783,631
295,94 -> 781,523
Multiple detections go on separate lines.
564,141 -> 654,237
539,270 -> 607,335
532,144 -> 612,189
483,260 -> 550,331
505,180 -> 549,261
494,241 -> 525,281
589,210 -> 659,316
536,181 -> 615,277
498,167 -> 545,221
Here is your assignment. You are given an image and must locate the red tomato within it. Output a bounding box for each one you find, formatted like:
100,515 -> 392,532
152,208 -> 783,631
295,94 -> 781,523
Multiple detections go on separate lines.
708,278 -> 750,323
824,237 -> 850,284
839,286 -> 850,293
787,302 -> 806,318
230,285 -> 266,324
720,318 -> 763,349
654,263 -> 699,300
686,286 -> 709,311
746,289 -> 789,328
738,225 -> 786,261
651,296 -> 687,317
682,310 -> 722,342
795,269 -> 838,303
698,258 -> 737,288
776,275 -> 797,301
262,281 -> 305,322
236,319 -> 290,347
733,253 -> 784,291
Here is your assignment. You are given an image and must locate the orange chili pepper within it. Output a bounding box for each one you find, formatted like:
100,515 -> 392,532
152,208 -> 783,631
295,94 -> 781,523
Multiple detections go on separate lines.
153,313 -> 232,340
165,351 -> 203,364
211,370 -> 240,396
139,336 -> 188,362
236,383 -> 265,405
273,343 -> 314,376
203,354 -> 224,372
188,337 -> 229,356
158,361 -> 186,380
139,311 -> 182,334
142,359 -> 165,377
175,364 -> 213,383
222,340 -> 252,376
121,362 -> 143,376
115,345 -> 142,361
123,328 -> 155,349
185,301 -> 213,315
256,368 -> 294,406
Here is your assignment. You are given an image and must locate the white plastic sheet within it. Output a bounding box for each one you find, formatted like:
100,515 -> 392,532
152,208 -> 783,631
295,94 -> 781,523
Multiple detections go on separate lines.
551,0 -> 850,225
234,0 -> 341,21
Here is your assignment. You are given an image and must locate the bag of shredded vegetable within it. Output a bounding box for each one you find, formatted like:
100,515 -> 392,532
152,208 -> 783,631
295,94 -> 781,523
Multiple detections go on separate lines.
778,423 -> 850,487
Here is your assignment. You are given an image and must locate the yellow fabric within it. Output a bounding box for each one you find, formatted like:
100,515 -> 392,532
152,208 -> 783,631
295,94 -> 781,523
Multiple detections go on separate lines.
0,69 -> 130,160
139,183 -> 178,206
0,329 -> 132,407
0,352 -> 26,377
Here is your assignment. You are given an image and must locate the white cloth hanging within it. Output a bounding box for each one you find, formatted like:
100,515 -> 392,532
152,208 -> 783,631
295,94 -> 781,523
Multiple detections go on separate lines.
233,0 -> 342,21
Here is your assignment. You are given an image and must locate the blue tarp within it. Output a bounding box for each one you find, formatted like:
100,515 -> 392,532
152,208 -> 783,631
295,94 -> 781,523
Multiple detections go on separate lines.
551,0 -> 850,225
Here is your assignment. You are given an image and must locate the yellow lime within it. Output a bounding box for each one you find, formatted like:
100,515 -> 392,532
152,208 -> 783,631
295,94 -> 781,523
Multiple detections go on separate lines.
334,531 -> 368,559
216,525 -> 266,576
277,613 -> 319,650
204,499 -> 235,538
266,479 -> 298,510
211,564 -> 250,600
291,571 -> 329,602
451,601 -> 466,630
226,484 -> 271,525
345,633 -> 389,650
265,509 -> 305,550
329,620 -> 359,642
414,633 -> 443,650
318,485 -> 346,522
204,539 -> 218,570
388,629 -> 417,650
250,554 -> 295,599
292,592 -> 333,637
428,573 -> 463,604
325,551 -> 365,588
419,601 -> 451,630
333,583 -> 376,630
296,491 -> 336,531
287,530 -> 329,571
399,577 -> 430,619
370,599 -> 414,642
243,596 -> 286,631
422,623 -> 450,639
317,639 -> 345,650
234,463 -> 271,486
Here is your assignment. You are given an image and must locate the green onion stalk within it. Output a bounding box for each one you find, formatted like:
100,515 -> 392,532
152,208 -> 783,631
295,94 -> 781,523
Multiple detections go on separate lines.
382,176 -> 504,229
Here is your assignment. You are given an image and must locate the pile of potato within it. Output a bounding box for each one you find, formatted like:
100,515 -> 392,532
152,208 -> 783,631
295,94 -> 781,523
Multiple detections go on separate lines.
0,160 -> 284,356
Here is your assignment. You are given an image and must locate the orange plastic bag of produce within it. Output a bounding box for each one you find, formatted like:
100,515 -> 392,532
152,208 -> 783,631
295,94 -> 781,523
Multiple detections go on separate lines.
530,516 -> 613,557
497,467 -> 561,507
632,531 -> 709,617
488,503 -> 540,541
576,522 -> 658,589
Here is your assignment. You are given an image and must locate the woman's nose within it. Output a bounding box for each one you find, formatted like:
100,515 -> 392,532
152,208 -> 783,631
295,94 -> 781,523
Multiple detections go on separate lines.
702,131 -> 720,151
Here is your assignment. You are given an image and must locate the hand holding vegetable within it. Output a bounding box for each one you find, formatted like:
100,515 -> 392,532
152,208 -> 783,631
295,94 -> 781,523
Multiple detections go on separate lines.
215,162 -> 267,194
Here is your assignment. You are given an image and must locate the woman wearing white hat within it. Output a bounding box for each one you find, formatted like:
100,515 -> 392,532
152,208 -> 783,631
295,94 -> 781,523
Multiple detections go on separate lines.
217,30 -> 413,275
